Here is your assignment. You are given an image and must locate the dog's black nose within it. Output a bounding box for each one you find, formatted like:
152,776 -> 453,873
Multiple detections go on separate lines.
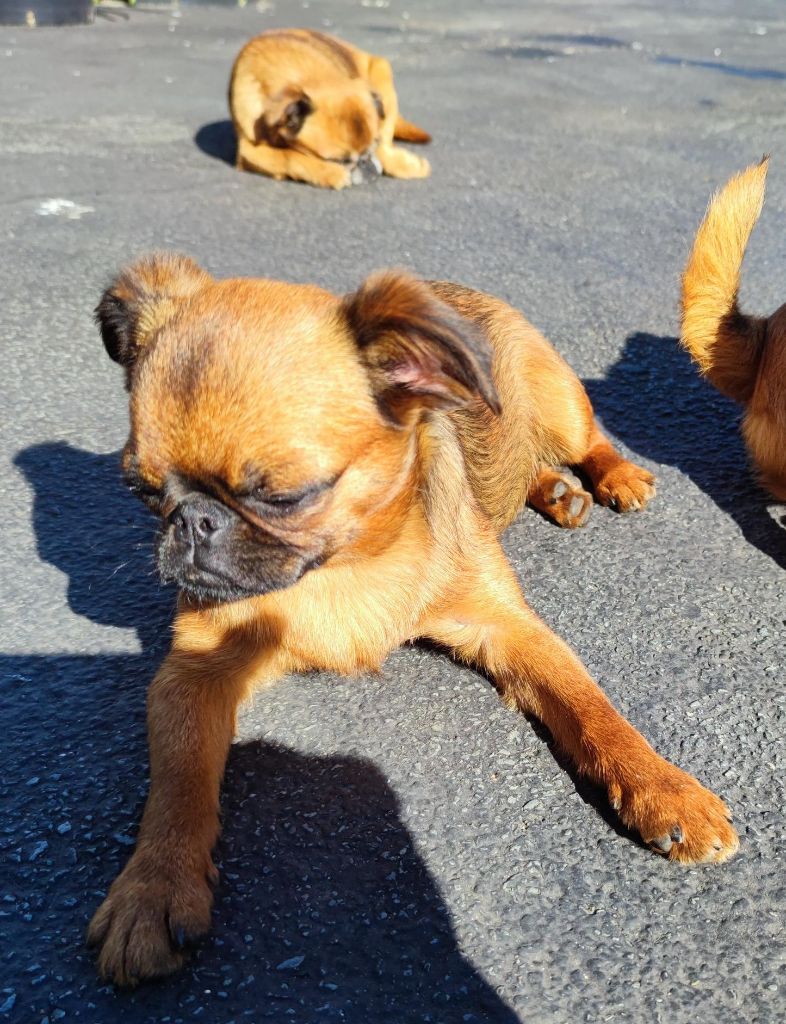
350,152 -> 382,185
169,498 -> 231,548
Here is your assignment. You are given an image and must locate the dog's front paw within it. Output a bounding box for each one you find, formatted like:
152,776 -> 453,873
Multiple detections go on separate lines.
87,851 -> 216,986
378,145 -> 431,179
608,760 -> 738,864
594,461 -> 656,512
397,152 -> 431,179
321,163 -> 353,190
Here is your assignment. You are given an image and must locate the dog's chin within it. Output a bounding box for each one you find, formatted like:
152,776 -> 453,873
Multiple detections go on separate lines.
167,571 -> 290,605
175,578 -> 261,605
162,557 -> 325,605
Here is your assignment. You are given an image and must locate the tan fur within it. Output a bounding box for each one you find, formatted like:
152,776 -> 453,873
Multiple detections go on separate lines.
88,256 -> 737,986
681,158 -> 786,499
228,29 -> 431,189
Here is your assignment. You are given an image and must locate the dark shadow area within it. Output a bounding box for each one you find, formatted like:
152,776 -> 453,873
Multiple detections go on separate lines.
14,441 -> 174,656
486,46 -> 560,61
195,120 -> 237,167
534,33 -> 627,48
655,54 -> 786,81
2,442 -> 519,1023
584,333 -> 786,568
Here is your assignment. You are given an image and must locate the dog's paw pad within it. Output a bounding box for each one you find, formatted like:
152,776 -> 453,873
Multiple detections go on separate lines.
541,471 -> 592,529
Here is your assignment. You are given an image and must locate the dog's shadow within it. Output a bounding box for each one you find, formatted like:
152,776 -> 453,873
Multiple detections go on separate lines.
195,120 -> 237,167
584,333 -> 786,568
6,441 -> 518,1021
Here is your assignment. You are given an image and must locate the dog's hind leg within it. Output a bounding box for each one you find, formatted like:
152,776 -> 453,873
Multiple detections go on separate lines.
525,356 -> 656,516
527,466 -> 592,528
535,417 -> 656,516
576,424 -> 656,512
365,56 -> 431,179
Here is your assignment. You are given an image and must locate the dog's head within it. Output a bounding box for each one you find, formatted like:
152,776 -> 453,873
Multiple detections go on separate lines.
258,80 -> 385,169
96,254 -> 499,604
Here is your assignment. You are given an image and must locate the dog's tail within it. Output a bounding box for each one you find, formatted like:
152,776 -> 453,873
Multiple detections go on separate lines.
394,115 -> 431,144
680,158 -> 769,402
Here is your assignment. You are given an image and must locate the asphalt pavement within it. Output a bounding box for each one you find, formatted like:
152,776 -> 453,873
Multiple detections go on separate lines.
1,1 -> 785,1022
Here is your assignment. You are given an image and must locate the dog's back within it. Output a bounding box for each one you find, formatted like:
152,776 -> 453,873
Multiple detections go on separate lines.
231,29 -> 361,94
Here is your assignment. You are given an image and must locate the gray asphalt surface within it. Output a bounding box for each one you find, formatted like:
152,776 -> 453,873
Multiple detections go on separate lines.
1,1 -> 785,1021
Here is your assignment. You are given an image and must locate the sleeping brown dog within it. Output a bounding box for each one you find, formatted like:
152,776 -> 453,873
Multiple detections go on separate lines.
228,28 -> 431,189
681,157 -> 786,499
87,254 -> 738,985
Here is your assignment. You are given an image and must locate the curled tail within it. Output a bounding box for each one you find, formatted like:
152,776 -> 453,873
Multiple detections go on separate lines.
680,158 -> 769,402
394,115 -> 431,144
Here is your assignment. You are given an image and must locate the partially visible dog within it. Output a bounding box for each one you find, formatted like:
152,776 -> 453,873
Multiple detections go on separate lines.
87,254 -> 737,986
228,29 -> 431,189
681,157 -> 786,499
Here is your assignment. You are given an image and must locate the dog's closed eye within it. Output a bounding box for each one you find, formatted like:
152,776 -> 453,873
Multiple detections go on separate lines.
244,477 -> 338,516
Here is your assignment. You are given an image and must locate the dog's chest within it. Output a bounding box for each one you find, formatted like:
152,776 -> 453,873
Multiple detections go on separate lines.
269,563 -> 433,675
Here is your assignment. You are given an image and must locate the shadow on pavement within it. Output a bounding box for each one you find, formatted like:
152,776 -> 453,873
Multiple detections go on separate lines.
195,120 -> 237,167
3,441 -> 518,1022
584,332 -> 786,568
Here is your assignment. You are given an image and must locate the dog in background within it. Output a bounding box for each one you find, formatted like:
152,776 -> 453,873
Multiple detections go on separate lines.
681,157 -> 786,500
87,254 -> 737,985
229,29 -> 431,189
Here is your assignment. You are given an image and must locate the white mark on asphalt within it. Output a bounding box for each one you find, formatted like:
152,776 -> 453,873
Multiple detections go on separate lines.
36,198 -> 95,220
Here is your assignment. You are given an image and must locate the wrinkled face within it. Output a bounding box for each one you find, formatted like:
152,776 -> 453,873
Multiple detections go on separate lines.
266,81 -> 385,167
97,255 -> 498,605
123,282 -> 411,603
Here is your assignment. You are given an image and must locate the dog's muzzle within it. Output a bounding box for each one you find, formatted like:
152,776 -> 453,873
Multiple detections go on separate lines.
351,152 -> 382,185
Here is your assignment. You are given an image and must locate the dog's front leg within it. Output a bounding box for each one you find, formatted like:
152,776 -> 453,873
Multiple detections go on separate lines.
235,135 -> 352,189
87,622 -> 273,985
422,548 -> 739,864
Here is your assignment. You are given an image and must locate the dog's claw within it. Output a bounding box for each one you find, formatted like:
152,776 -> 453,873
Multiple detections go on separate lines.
652,834 -> 673,854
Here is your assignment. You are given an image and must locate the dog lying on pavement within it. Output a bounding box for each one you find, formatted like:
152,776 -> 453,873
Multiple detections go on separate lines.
87,254 -> 737,985
229,29 -> 431,189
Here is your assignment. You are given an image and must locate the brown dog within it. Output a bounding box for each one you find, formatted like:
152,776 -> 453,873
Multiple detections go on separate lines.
228,29 -> 431,189
681,157 -> 786,499
87,254 -> 738,985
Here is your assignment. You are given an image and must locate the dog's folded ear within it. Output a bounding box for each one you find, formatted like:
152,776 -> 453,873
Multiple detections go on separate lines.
96,253 -> 211,381
342,271 -> 501,423
262,88 -> 314,144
